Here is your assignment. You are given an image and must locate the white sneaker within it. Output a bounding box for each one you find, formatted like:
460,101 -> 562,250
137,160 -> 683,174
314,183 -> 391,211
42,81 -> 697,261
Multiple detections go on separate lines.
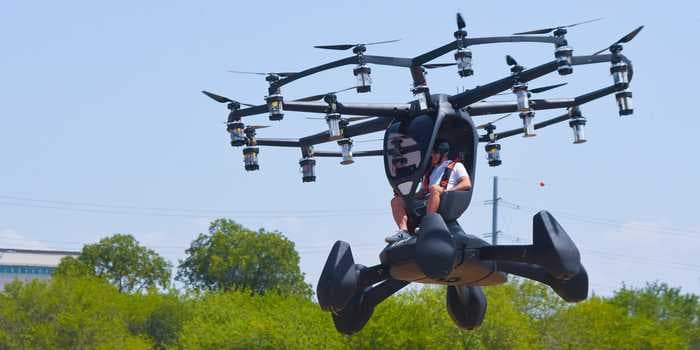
385,230 -> 411,244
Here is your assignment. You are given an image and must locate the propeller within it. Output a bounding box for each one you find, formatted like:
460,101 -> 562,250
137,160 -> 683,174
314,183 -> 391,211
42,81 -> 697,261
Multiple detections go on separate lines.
505,55 -> 525,74
457,13 -> 466,30
422,63 -> 457,69
306,116 -> 372,122
223,121 -> 271,129
476,114 -> 513,129
293,86 -> 357,102
202,91 -> 256,107
313,39 -> 400,51
492,82 -> 568,96
227,70 -> 296,77
592,25 -> 644,55
513,18 -> 603,35
244,125 -> 269,130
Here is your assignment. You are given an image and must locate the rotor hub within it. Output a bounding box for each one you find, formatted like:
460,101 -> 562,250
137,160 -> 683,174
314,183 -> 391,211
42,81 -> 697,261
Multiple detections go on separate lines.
352,45 -> 367,55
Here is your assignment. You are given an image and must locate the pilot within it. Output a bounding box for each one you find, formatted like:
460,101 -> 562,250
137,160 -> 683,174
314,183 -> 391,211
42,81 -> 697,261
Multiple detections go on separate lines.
386,140 -> 472,243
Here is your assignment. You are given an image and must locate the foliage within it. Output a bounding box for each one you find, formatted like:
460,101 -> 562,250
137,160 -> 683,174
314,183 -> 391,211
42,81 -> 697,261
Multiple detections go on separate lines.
348,284 -> 539,350
176,218 -> 312,297
55,234 -> 172,293
5,224 -> 699,348
610,282 -> 700,349
0,275 -> 697,349
0,276 -> 152,349
179,291 -> 345,349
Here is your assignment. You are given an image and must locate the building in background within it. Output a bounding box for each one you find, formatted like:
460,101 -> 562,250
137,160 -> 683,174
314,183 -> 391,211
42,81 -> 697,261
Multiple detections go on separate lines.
0,248 -> 80,289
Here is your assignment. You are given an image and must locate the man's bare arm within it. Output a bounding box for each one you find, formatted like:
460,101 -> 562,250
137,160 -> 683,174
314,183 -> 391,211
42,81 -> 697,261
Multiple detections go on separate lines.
449,176 -> 472,192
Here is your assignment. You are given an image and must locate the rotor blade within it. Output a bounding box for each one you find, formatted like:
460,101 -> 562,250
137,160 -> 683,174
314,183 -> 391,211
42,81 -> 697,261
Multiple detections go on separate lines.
593,25 -> 644,55
227,70 -> 267,76
227,70 -> 295,77
565,17 -> 604,29
305,116 -> 372,122
476,113 -> 513,129
592,48 -> 608,56
294,94 -> 328,102
422,63 -> 457,69
247,125 -> 270,130
513,27 -> 557,35
530,82 -> 568,94
457,13 -> 466,30
506,55 -> 518,66
492,83 -> 567,96
201,91 -> 256,107
344,116 -> 373,122
618,25 -> 645,44
313,44 -> 355,50
364,39 -> 401,46
202,90 -> 231,103
514,18 -> 603,35
293,86 -> 357,102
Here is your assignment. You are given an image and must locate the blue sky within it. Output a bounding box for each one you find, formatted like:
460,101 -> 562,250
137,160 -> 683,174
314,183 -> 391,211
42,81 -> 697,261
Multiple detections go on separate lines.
1,0 -> 699,296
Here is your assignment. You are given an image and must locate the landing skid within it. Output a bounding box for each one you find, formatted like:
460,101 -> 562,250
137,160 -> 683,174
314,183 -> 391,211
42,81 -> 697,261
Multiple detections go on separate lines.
317,210 -> 588,335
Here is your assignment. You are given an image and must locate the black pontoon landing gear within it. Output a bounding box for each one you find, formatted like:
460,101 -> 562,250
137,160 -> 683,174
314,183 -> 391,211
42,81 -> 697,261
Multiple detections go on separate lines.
317,241 -> 409,335
446,285 -> 487,330
317,210 -> 588,335
483,210 -> 589,302
481,210 -> 582,280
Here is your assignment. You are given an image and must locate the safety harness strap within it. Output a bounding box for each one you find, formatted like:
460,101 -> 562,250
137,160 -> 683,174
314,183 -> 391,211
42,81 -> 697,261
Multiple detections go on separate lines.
422,161 -> 457,192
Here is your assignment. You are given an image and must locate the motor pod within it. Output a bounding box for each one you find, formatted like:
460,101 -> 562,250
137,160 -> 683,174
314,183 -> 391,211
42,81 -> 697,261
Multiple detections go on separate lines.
325,113 -> 343,140
568,107 -> 587,144
513,82 -> 530,112
454,48 -> 473,77
242,146 -> 259,171
520,111 -> 536,137
555,45 -> 574,75
338,138 -> 354,165
228,121 -> 246,147
265,93 -> 284,121
615,91 -> 633,116
299,157 -> 316,182
353,64 -> 372,93
485,143 -> 501,167
610,61 -> 630,89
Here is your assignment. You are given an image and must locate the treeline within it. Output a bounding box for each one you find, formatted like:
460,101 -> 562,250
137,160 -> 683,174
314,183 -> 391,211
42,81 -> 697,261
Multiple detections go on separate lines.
0,219 -> 697,349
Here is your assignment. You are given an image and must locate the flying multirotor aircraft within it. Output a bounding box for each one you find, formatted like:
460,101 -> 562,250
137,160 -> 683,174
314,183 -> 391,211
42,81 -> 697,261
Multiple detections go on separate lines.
202,13 -> 642,335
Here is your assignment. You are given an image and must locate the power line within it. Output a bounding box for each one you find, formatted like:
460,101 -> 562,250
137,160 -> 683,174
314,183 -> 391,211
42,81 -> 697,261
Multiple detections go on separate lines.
0,194 -> 387,215
0,200 -> 389,219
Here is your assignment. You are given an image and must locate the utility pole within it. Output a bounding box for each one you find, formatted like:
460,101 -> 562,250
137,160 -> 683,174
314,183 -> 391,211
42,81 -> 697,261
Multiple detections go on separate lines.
490,176 -> 499,245
484,176 -> 520,245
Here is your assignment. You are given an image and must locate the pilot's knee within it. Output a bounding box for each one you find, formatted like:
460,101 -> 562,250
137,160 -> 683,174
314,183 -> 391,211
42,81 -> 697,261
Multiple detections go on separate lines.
429,185 -> 442,193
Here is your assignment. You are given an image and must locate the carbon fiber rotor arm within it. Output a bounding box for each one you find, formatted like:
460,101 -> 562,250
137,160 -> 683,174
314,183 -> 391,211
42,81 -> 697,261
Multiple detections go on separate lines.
478,83 -> 629,142
448,54 -> 623,109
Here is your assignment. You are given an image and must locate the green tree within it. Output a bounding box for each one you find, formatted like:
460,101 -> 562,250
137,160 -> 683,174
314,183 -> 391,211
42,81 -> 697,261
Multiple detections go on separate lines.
176,219 -> 312,297
179,291 -> 345,349
0,277 -> 152,349
610,282 -> 700,348
55,233 -> 172,293
348,285 -> 540,350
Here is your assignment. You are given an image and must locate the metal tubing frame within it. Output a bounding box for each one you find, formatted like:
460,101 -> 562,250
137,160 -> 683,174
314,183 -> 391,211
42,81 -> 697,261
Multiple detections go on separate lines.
228,44 -> 633,153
